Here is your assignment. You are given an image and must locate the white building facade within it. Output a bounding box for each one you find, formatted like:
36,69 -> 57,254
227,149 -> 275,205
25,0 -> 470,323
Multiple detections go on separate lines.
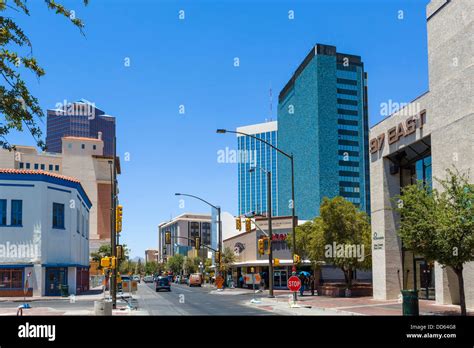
0,169 -> 91,296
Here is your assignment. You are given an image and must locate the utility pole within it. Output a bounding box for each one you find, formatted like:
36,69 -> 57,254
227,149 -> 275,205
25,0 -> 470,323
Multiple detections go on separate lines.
267,170 -> 274,298
110,136 -> 117,309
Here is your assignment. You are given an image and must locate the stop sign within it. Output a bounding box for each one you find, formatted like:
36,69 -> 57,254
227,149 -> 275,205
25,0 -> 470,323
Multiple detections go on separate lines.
287,275 -> 301,292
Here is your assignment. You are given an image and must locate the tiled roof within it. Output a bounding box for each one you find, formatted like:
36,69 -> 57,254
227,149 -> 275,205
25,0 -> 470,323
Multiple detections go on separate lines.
0,169 -> 80,183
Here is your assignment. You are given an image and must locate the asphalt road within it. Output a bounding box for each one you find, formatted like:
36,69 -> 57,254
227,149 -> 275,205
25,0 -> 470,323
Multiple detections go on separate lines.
138,282 -> 275,315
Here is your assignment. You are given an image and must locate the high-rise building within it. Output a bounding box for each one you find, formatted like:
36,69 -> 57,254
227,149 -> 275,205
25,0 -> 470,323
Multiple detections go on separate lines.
237,121 -> 279,217
277,44 -> 370,220
46,99 -> 116,156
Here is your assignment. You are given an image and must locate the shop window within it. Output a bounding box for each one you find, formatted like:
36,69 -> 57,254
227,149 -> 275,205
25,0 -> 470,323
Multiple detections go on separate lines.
0,269 -> 23,289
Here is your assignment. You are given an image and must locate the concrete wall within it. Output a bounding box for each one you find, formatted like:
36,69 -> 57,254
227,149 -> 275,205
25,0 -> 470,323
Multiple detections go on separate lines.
369,0 -> 474,308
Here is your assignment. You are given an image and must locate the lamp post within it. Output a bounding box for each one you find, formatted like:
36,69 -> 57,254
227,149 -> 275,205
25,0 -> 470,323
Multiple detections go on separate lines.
108,159 -> 117,308
217,128 -> 296,300
249,166 -> 274,298
174,193 -> 222,278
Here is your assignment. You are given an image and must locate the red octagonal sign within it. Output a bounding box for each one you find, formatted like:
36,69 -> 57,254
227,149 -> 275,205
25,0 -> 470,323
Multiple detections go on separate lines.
287,275 -> 301,292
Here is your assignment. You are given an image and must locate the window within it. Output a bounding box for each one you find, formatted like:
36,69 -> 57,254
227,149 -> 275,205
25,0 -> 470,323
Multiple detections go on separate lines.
25,163 -> 30,169
76,209 -> 80,233
81,144 -> 85,149
40,164 -> 45,170
0,269 -> 23,289
0,200 -> 6,226
52,203 -> 65,229
48,164 -> 53,171
19,162 -> 24,169
55,165 -> 59,171
34,163 -> 39,170
11,200 -> 22,226
93,145 -> 96,150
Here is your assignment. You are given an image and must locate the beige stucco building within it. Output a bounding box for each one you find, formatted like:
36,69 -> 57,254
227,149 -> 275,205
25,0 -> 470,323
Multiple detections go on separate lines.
0,133 -> 120,253
370,0 -> 473,308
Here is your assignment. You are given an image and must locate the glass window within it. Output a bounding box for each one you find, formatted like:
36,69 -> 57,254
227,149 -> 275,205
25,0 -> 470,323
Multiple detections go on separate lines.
34,163 -> 39,170
0,200 -> 6,226
40,164 -> 45,170
77,209 -> 80,233
0,269 -> 23,289
48,164 -> 53,171
81,144 -> 85,149
53,203 -> 65,229
19,162 -> 24,169
11,200 -> 22,226
55,165 -> 59,171
25,163 -> 30,169
93,145 -> 96,150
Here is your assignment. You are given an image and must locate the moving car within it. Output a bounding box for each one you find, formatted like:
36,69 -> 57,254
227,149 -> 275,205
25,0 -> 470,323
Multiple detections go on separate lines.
143,275 -> 154,283
155,276 -> 171,292
188,273 -> 203,287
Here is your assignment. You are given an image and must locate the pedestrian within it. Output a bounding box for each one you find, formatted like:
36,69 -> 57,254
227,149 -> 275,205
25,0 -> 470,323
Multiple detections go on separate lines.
239,275 -> 244,288
299,274 -> 305,296
310,275 -> 315,296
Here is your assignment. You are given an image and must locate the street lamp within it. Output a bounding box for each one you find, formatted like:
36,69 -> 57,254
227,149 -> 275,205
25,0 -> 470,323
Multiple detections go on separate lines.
217,128 -> 297,300
249,166 -> 274,298
174,193 -> 222,278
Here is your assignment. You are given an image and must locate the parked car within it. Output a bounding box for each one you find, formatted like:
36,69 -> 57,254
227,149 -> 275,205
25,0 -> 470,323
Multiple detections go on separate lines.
188,273 -> 203,287
143,275 -> 154,283
155,276 -> 171,292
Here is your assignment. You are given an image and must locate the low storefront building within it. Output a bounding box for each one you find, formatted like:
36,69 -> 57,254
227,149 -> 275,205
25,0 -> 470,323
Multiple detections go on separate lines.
0,169 -> 91,296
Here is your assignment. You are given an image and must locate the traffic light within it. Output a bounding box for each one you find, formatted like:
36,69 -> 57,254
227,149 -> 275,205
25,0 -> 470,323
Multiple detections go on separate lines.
235,218 -> 241,231
293,254 -> 301,264
245,218 -> 251,232
274,258 -> 280,266
116,205 -> 123,233
258,238 -> 265,255
165,231 -> 171,245
111,256 -> 117,269
215,251 -> 221,263
195,236 -> 200,250
100,256 -> 111,268
263,237 -> 270,255
116,245 -> 123,259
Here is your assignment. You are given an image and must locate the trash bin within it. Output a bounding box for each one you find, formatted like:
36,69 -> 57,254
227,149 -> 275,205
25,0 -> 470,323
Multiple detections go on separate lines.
60,284 -> 69,297
401,290 -> 419,316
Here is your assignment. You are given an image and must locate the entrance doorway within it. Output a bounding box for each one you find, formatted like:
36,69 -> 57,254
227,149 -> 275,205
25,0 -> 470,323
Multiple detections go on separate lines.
45,268 -> 67,296
273,269 -> 288,289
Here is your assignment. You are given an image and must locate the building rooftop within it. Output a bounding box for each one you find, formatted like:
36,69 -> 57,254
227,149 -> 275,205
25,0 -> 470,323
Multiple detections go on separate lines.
0,168 -> 81,183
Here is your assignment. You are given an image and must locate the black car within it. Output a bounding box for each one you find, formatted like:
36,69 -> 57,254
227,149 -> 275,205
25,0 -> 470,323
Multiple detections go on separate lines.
155,276 -> 171,292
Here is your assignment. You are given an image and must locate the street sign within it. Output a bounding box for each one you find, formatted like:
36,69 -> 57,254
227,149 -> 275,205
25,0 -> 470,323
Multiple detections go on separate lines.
216,275 -> 224,289
287,275 -> 301,292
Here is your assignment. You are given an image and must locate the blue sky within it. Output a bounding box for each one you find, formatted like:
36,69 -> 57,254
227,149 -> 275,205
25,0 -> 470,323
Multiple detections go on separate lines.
7,0 -> 429,258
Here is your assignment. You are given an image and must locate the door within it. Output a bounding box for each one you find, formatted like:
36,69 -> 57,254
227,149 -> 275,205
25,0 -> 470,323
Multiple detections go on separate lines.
45,268 -> 67,296
273,269 -> 288,289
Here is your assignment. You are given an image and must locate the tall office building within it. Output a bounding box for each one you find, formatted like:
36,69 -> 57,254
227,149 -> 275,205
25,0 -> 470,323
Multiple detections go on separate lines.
237,121 -> 279,217
277,44 -> 370,220
46,99 -> 116,156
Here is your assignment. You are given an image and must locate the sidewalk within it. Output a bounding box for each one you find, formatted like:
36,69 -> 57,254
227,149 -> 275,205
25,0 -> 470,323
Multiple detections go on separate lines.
216,287 -> 472,316
0,286 -> 105,303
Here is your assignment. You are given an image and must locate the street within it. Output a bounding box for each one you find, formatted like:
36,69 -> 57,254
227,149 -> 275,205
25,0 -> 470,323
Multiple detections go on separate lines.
138,282 -> 274,315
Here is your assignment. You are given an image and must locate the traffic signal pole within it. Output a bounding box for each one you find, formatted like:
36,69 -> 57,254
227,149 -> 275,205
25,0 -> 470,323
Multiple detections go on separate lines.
267,171 -> 274,298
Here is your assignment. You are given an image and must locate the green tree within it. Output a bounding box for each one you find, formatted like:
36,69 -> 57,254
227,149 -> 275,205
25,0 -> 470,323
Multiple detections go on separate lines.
319,197 -> 372,289
220,246 -> 236,274
396,168 -> 474,316
0,0 -> 89,149
287,217 -> 325,282
166,254 -> 184,274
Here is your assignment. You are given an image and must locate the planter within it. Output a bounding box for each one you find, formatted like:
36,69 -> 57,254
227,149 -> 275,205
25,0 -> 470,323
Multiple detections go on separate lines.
316,283 -> 373,297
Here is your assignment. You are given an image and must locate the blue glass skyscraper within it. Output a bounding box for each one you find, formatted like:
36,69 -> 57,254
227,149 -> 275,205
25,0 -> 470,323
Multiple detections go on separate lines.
237,121 -> 279,217
46,99 -> 116,156
277,44 -> 370,220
